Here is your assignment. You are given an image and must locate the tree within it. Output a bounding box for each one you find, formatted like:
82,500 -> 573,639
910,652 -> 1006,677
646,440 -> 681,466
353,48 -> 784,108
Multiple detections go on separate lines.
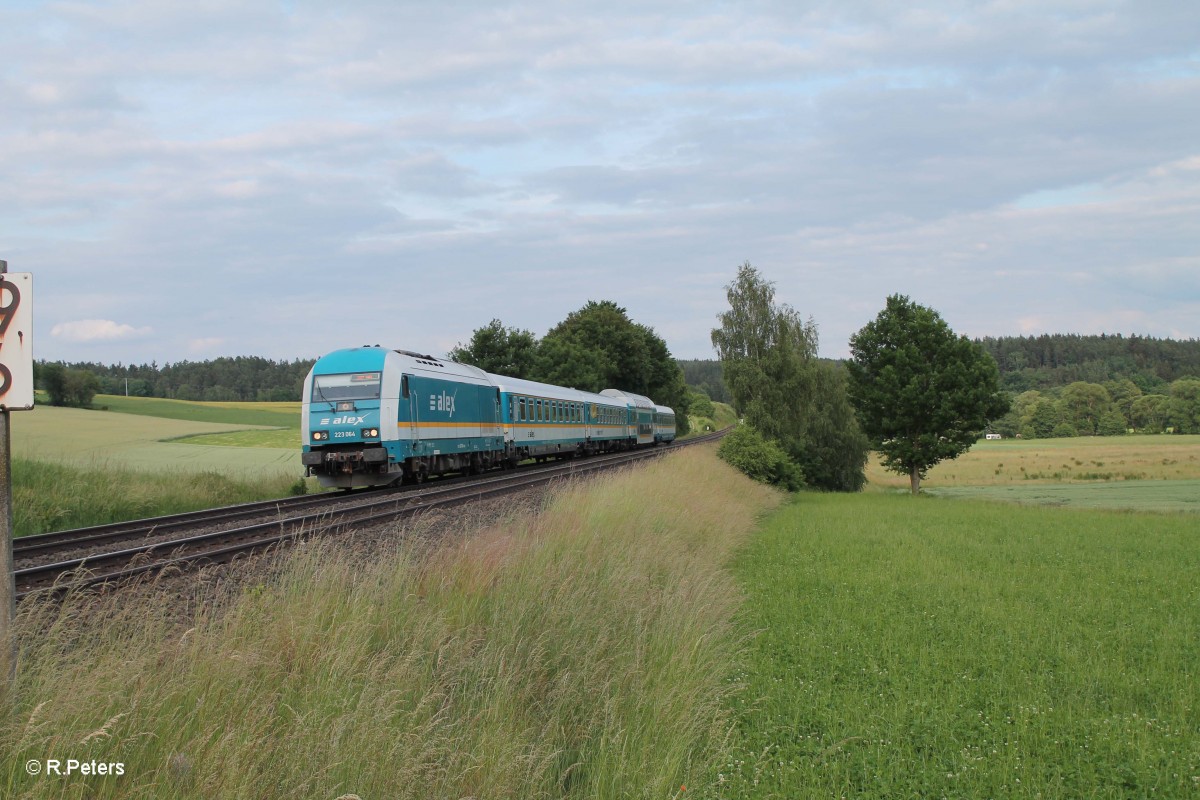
538,300 -> 690,435
1168,377 -> 1200,434
38,362 -> 100,407
686,388 -> 715,419
63,369 -> 100,407
712,262 -> 868,492
530,336 -> 608,392
846,295 -> 1009,494
40,362 -> 67,405
1060,381 -> 1116,436
449,303 -> 692,435
448,319 -> 539,379
1130,393 -> 1171,432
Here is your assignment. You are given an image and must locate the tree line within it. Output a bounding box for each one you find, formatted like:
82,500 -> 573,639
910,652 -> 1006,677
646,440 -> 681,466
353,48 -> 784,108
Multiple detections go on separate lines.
993,378 -> 1200,438
33,356 -> 317,407
978,333 -> 1200,392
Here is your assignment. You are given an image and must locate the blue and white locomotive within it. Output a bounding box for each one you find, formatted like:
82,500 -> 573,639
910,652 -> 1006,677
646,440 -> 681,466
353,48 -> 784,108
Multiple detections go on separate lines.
301,346 -> 677,489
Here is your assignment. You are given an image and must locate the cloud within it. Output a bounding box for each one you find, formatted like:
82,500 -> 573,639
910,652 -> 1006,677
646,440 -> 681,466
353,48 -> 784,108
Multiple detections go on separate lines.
50,319 -> 153,343
4,1 -> 1199,365
188,337 -> 225,353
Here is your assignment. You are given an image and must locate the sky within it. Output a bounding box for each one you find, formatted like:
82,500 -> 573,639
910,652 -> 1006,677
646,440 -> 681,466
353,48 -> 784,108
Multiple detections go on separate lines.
2,0 -> 1198,366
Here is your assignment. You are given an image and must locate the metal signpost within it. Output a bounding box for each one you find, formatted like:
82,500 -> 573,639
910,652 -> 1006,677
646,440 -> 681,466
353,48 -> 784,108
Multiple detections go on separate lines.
1,259 -> 34,683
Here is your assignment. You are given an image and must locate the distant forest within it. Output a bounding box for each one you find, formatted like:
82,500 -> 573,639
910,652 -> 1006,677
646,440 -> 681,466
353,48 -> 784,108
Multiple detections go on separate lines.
34,356 -> 317,403
33,334 -> 1200,407
977,334 -> 1200,393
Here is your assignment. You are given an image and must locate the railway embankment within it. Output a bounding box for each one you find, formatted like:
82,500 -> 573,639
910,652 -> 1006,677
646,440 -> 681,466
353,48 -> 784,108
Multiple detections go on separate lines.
2,445 -> 781,798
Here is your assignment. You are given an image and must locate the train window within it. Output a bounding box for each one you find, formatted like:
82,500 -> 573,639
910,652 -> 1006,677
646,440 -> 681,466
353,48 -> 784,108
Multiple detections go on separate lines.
519,397 -> 526,422
313,371 -> 382,403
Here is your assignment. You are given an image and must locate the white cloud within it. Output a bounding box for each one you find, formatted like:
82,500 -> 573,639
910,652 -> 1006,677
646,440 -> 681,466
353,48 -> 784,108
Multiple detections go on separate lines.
50,319 -> 153,343
188,337 -> 225,352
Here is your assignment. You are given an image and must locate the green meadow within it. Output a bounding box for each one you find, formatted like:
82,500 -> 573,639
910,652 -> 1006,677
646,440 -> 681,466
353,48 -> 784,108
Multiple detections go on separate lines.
720,493 -> 1200,799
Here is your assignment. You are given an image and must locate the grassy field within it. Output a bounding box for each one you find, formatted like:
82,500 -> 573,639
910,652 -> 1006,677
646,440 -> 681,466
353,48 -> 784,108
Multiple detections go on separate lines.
12,405 -> 300,477
13,457 -> 305,537
720,493 -> 1200,798
866,434 -> 1200,512
93,394 -> 298,427
1,447 -> 780,799
11,400 -> 306,535
170,428 -> 300,449
866,435 -> 1200,489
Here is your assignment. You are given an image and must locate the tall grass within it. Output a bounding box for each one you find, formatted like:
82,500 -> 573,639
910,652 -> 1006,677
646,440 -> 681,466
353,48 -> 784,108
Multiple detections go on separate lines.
1,447 -> 780,798
11,457 -> 306,537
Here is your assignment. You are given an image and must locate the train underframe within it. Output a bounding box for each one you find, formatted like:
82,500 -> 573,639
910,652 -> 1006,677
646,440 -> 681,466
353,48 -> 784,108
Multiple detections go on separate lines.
304,436 -> 648,489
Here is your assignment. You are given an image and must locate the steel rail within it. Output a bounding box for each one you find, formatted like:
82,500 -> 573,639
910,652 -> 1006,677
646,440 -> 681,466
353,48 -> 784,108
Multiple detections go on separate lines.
16,431 -> 724,601
15,432 -> 721,560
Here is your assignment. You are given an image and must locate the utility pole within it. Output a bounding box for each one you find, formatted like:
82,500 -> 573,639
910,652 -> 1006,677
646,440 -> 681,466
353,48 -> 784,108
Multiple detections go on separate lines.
1,259 -> 35,685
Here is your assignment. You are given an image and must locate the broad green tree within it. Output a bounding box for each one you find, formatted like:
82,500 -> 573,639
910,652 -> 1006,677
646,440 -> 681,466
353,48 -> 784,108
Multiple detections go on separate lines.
846,295 -> 1009,494
1104,378 -> 1142,423
452,304 -> 691,435
712,262 -> 868,492
530,336 -> 607,392
38,363 -> 100,407
1130,393 -> 1171,432
1060,381 -> 1117,436
539,300 -> 690,434
448,319 -> 539,379
1168,377 -> 1200,434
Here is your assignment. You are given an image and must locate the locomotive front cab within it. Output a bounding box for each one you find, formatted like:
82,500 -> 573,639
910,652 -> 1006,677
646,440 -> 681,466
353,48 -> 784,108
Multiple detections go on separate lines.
302,349 -> 404,488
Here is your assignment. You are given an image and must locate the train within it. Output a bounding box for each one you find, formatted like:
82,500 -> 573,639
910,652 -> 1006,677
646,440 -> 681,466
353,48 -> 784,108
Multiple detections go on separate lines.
301,346 -> 677,489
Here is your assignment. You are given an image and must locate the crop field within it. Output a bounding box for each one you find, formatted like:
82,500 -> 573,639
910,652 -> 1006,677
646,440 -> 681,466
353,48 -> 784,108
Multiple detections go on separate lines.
94,394 -> 298,427
721,493 -> 1200,798
12,405 -> 299,476
171,428 -> 300,449
865,435 -> 1200,512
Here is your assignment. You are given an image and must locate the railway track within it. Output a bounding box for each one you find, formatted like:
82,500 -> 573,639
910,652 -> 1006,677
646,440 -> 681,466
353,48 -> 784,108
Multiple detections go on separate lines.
15,431 -> 725,601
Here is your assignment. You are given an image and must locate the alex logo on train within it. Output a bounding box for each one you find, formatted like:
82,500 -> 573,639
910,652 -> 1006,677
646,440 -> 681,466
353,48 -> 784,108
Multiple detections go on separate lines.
429,390 -> 456,416
318,415 -> 367,425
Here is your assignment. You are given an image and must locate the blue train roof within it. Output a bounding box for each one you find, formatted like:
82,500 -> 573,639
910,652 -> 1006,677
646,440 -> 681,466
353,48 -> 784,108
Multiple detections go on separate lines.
312,347 -> 389,374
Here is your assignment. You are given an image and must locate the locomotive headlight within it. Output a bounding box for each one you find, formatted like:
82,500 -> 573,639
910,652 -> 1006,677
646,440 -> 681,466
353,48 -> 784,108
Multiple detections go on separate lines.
362,427 -> 380,438
312,431 -> 329,441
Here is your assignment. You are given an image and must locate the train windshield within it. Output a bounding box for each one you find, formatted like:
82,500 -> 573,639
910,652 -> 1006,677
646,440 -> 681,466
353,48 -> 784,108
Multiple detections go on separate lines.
311,372 -> 382,403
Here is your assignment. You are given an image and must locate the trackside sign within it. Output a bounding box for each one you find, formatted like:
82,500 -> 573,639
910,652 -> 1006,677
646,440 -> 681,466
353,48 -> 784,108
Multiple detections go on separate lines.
0,272 -> 33,410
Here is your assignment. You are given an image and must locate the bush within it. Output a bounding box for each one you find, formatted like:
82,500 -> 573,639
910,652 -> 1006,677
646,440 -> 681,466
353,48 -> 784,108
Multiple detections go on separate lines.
1051,422 -> 1079,438
717,424 -> 804,491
